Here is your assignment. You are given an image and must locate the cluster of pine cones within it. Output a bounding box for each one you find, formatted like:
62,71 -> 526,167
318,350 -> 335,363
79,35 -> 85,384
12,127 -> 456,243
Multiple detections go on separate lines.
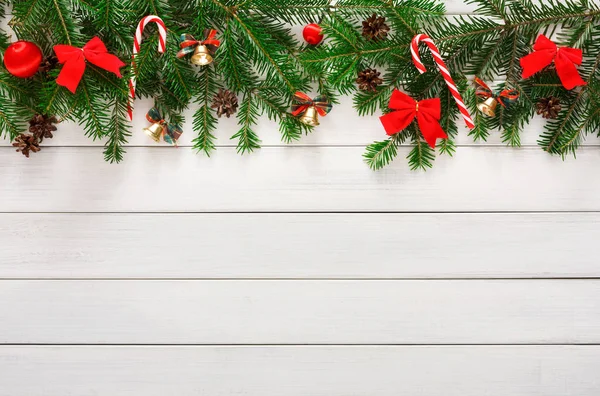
355,14 -> 389,92
12,114 -> 59,158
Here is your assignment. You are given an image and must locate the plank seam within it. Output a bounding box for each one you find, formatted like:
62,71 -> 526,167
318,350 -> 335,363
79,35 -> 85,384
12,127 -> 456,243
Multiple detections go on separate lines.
1,277 -> 600,281
1,211 -> 600,214
2,343 -> 600,346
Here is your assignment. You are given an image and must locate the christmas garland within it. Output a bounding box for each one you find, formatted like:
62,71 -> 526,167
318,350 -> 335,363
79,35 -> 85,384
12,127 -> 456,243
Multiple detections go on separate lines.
0,0 -> 598,170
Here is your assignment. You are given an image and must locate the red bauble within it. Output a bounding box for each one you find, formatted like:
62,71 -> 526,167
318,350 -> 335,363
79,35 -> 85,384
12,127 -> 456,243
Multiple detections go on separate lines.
303,23 -> 324,46
3,41 -> 43,79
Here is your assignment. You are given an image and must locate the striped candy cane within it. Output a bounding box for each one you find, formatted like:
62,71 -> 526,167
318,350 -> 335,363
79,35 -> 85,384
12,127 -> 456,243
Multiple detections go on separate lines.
411,34 -> 475,129
127,15 -> 168,121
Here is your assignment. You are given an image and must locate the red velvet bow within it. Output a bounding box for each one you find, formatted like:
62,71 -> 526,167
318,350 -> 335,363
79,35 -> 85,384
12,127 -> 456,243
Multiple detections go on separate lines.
380,90 -> 447,148
54,37 -> 126,93
520,35 -> 586,90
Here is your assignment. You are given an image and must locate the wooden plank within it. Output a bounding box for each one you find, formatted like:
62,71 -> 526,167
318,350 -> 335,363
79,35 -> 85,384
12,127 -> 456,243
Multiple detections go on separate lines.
3,97 -> 597,147
1,280 -> 599,344
0,147 -> 599,212
1,346 -> 599,396
1,213 -> 599,279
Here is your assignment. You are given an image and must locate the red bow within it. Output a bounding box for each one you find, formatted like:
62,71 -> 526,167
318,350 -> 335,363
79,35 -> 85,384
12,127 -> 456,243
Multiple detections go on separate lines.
475,77 -> 520,107
520,35 -> 586,90
177,30 -> 221,58
54,37 -> 126,93
291,92 -> 332,117
380,90 -> 447,148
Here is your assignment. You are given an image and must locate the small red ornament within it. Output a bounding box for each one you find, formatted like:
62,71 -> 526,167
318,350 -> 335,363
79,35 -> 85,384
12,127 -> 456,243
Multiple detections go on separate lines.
3,41 -> 43,79
303,23 -> 324,46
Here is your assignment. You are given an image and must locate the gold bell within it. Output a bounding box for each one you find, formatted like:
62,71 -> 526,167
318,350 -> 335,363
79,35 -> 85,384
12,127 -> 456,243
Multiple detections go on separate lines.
477,97 -> 498,117
143,122 -> 164,142
299,106 -> 320,127
191,45 -> 213,66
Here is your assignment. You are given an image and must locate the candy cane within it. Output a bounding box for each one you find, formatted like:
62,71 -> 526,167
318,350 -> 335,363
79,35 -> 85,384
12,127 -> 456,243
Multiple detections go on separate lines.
411,34 -> 475,129
127,15 -> 167,121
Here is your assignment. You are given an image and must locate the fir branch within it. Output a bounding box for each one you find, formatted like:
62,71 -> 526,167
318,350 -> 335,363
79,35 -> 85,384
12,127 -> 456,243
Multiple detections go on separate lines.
232,94 -> 261,154
192,67 -> 220,156
103,94 -> 131,163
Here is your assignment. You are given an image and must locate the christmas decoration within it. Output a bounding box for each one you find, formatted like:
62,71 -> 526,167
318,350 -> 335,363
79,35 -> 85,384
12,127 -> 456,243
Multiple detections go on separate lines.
303,23 -> 324,45
54,37 -> 125,93
356,68 -> 383,92
12,134 -> 41,158
128,15 -> 168,121
29,114 -> 59,141
38,55 -> 59,74
177,30 -> 221,66
144,107 -> 183,145
0,0 -> 598,169
380,90 -> 447,148
474,78 -> 519,117
3,41 -> 43,78
536,97 -> 562,119
520,35 -> 586,90
362,14 -> 390,41
211,89 -> 238,118
291,92 -> 332,127
411,34 -> 475,130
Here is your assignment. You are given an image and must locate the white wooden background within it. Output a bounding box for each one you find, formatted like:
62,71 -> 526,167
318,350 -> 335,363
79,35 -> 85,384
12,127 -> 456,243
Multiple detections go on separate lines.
2,3 -> 600,393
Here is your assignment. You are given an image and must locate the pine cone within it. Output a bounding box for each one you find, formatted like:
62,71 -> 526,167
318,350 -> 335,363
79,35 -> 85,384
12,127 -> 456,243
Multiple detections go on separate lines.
29,114 -> 58,141
362,14 -> 390,41
536,97 -> 561,119
211,89 -> 238,118
39,55 -> 59,73
12,134 -> 41,158
356,68 -> 383,92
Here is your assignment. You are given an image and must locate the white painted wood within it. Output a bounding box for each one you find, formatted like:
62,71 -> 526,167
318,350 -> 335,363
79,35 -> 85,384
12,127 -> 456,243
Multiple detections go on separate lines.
4,97 -> 598,147
1,146 -> 598,212
1,280 -> 599,344
1,213 -> 599,279
1,6 -> 598,394
1,346 -> 599,396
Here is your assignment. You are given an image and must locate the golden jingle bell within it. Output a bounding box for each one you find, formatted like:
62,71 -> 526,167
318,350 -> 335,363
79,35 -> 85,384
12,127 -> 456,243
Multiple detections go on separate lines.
299,106 -> 320,127
477,97 -> 498,117
191,45 -> 213,66
143,122 -> 165,142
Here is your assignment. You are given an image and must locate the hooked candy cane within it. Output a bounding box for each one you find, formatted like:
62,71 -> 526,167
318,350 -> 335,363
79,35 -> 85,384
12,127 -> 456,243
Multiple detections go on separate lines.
411,34 -> 475,129
128,15 -> 167,121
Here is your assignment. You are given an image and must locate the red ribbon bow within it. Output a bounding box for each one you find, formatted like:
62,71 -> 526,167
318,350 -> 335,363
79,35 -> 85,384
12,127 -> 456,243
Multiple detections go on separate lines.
475,77 -> 520,107
178,30 -> 221,54
54,37 -> 126,93
520,35 -> 586,90
291,92 -> 332,117
380,90 -> 447,148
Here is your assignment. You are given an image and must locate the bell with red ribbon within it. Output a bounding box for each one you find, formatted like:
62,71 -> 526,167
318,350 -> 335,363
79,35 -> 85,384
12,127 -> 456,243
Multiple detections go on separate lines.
291,92 -> 332,127
474,77 -> 519,117
520,34 -> 586,90
380,89 -> 447,148
53,37 -> 125,94
143,107 -> 183,146
177,30 -> 221,66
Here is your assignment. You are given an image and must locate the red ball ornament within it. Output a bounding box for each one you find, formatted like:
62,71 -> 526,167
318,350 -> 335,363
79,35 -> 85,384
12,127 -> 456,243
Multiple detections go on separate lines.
3,41 -> 43,79
303,23 -> 324,46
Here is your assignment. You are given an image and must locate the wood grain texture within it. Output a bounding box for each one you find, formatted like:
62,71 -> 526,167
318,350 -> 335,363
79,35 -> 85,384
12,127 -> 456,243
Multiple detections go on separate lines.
1,213 -> 599,279
1,346 -> 599,396
1,280 -> 599,344
1,147 -> 599,212
4,98 -> 598,148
